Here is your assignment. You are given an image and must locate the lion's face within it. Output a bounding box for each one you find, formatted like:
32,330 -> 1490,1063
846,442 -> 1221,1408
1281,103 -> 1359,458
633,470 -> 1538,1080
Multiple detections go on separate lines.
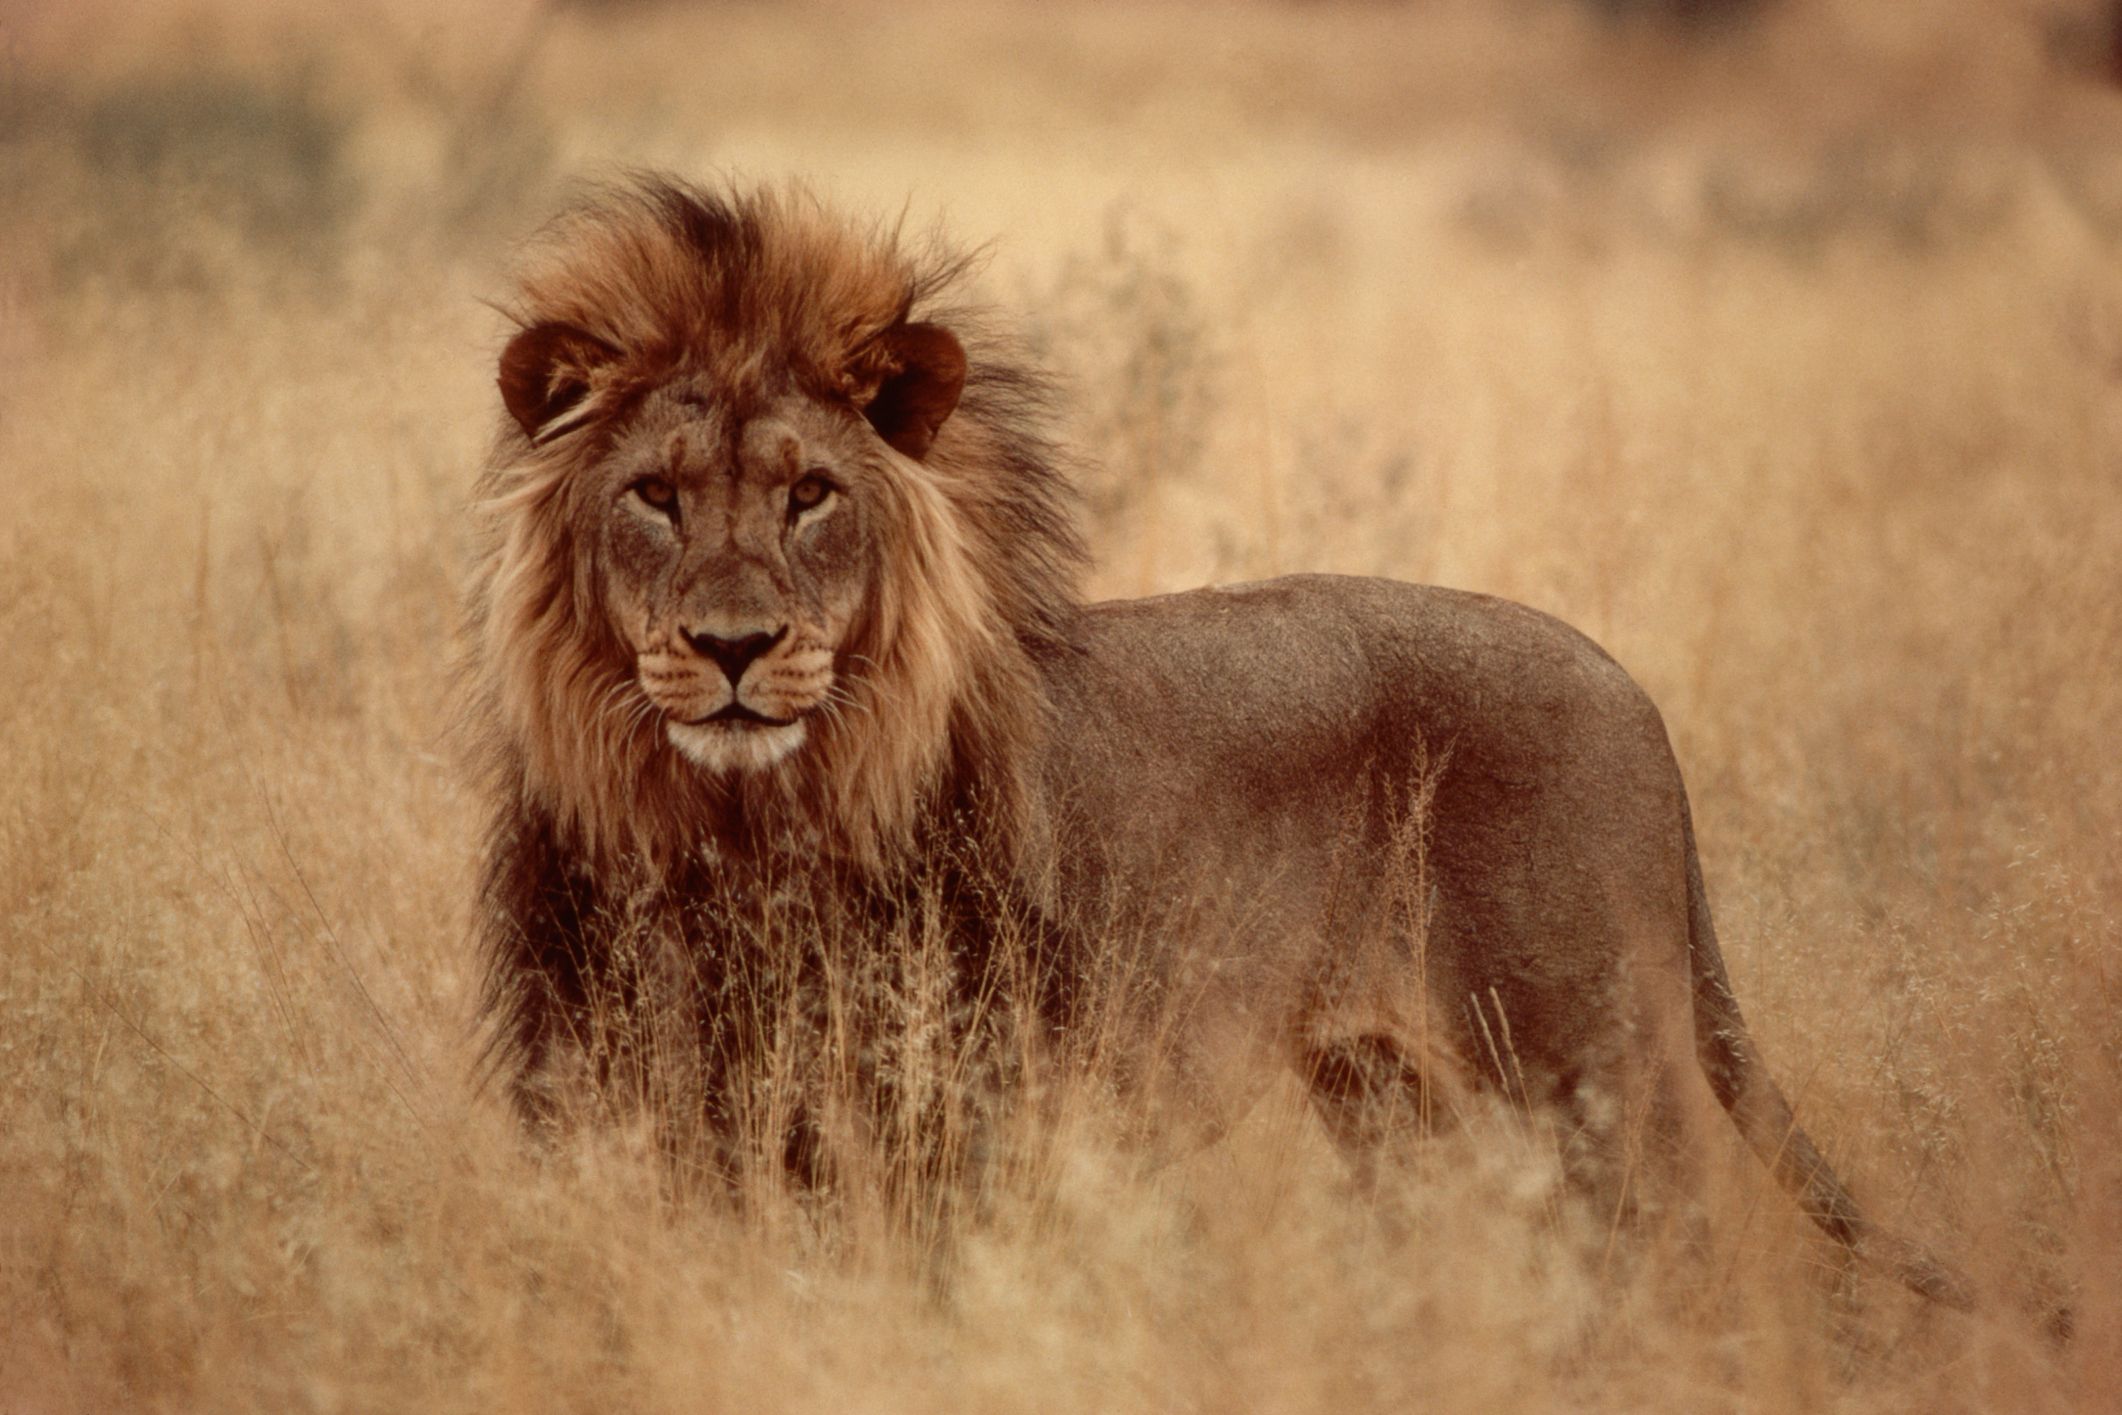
495,307 -> 970,783
596,388 -> 877,774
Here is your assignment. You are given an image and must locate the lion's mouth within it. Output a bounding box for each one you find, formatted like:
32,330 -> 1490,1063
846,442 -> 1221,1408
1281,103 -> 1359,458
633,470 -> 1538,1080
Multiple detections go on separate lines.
681,702 -> 800,729
664,699 -> 810,774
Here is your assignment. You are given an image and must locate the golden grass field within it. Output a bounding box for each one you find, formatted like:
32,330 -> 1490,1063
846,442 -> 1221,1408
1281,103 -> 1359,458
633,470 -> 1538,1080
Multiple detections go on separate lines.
5,0 -> 2122,1408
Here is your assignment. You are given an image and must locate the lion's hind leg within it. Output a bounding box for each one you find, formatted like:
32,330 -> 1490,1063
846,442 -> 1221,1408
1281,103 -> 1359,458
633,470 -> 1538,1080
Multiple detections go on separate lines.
1299,1020 -> 1670,1231
1299,1032 -> 1476,1193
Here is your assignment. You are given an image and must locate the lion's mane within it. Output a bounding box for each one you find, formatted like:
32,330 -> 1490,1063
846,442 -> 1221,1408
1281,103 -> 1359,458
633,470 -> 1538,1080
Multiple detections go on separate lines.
464,178 -> 1085,879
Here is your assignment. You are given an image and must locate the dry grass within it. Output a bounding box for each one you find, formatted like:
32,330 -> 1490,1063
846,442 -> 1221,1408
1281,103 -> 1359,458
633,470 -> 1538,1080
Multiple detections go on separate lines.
6,0 -> 2122,1409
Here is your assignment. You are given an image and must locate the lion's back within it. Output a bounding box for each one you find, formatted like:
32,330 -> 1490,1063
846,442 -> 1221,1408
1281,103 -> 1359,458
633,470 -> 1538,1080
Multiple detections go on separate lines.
1041,574 -> 1676,812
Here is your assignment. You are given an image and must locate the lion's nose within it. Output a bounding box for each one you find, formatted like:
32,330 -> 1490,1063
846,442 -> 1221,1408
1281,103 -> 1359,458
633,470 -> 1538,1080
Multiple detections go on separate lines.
682,624 -> 787,688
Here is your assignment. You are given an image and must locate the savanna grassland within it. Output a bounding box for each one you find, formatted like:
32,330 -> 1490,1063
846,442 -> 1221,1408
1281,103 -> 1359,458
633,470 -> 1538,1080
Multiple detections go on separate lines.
5,1 -> 2122,1409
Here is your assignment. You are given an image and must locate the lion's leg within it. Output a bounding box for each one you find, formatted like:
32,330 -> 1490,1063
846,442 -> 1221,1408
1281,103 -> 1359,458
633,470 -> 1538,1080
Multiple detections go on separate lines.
1300,1033 -> 1455,1190
1300,1015 -> 1696,1231
1546,1047 -> 1718,1260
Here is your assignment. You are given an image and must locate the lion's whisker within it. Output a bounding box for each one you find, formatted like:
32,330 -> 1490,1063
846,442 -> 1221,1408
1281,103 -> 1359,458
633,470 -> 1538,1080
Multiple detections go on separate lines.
824,683 -> 873,718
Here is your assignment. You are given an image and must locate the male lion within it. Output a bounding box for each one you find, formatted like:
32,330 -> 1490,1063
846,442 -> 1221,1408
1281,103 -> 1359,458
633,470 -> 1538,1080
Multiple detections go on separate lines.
467,175 -> 1965,1307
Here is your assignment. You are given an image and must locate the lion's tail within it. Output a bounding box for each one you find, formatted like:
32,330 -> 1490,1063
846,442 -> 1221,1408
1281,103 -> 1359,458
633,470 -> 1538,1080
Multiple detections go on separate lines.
1679,800 -> 1974,1312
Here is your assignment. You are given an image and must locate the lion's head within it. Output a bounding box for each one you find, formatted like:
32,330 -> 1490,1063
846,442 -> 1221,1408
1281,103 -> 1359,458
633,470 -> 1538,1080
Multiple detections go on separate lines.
466,178 -> 1083,874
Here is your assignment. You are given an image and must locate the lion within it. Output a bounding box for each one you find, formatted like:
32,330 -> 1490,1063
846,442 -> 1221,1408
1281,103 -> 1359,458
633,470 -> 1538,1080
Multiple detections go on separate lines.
465,174 -> 1967,1308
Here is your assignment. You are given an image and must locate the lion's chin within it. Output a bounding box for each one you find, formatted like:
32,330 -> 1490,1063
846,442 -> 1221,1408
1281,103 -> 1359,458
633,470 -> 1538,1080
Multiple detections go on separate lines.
666,718 -> 808,774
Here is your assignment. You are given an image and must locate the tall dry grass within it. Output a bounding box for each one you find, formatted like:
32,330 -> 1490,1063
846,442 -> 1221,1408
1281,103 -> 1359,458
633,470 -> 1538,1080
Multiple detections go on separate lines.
5,1 -> 2121,1409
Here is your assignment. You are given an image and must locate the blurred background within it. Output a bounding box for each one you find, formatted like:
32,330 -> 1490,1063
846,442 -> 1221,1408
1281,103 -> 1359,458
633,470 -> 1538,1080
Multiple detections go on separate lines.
4,2 -> 2120,1410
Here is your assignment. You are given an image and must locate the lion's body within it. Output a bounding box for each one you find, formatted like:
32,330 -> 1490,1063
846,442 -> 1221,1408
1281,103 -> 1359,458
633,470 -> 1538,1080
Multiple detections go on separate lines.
467,176 -> 1965,1307
1036,578 -> 1685,1145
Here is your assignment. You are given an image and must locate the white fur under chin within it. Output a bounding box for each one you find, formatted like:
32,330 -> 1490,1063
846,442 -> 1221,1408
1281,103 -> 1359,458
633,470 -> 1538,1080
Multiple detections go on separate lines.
667,718 -> 808,774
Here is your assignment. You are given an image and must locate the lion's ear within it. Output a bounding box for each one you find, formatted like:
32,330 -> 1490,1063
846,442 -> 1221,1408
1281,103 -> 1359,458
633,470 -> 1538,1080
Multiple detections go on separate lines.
855,322 -> 966,461
498,322 -> 619,443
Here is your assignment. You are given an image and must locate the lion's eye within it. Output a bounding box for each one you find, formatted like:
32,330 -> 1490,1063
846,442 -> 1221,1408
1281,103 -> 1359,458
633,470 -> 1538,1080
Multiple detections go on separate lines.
632,478 -> 678,515
788,474 -> 835,516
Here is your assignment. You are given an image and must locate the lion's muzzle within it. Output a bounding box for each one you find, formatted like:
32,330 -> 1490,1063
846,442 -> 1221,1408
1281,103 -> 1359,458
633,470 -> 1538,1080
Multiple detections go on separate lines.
636,619 -> 835,774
